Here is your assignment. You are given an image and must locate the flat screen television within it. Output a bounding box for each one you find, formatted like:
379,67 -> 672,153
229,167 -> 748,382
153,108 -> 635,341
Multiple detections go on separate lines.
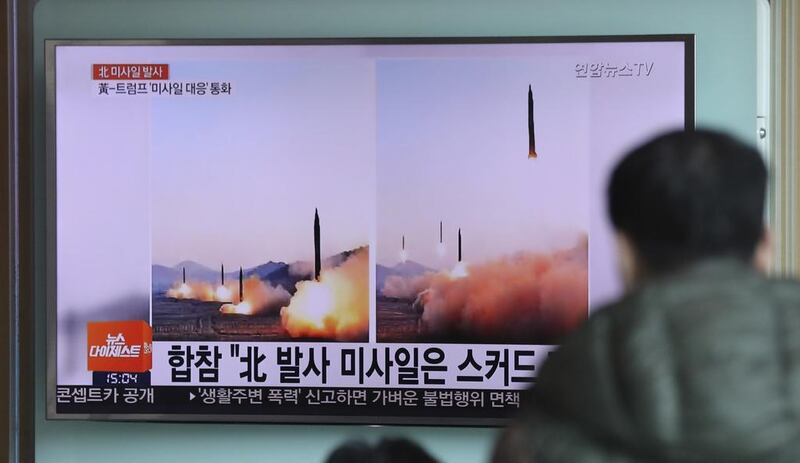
46,36 -> 694,425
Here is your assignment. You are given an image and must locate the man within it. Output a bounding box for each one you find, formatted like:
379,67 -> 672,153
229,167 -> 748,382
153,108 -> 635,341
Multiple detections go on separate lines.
325,438 -> 440,463
516,129 -> 800,462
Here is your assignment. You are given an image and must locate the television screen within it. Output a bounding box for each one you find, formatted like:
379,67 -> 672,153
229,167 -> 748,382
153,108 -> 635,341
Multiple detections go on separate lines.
47,36 -> 693,424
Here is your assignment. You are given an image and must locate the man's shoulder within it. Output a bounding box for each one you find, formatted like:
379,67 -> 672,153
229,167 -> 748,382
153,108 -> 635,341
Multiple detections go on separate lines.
534,262 -> 800,407
529,266 -> 800,458
591,263 -> 800,337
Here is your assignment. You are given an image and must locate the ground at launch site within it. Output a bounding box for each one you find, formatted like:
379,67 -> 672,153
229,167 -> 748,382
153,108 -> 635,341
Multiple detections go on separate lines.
375,297 -> 422,343
152,294 -> 292,341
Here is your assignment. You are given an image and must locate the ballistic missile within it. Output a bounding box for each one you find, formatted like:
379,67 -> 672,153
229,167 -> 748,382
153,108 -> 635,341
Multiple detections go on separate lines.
458,228 -> 462,262
439,221 -> 443,244
221,264 -> 224,286
239,266 -> 244,303
182,267 -> 186,284
400,234 -> 408,263
314,208 -> 321,281
528,85 -> 537,159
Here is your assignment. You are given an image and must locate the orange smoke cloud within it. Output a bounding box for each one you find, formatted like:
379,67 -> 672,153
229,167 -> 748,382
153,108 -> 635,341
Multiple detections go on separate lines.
167,281 -> 216,301
169,283 -> 194,299
219,300 -> 253,315
167,277 -> 290,315
388,238 -> 588,343
382,273 -> 437,299
220,277 -> 291,315
280,248 -> 368,341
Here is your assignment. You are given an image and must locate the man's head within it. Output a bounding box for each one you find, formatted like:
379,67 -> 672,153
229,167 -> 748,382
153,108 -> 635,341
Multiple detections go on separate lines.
608,129 -> 769,285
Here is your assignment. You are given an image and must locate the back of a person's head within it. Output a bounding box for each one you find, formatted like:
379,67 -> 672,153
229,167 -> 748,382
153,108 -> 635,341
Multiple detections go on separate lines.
373,438 -> 440,463
325,440 -> 373,463
325,437 -> 439,463
608,129 -> 767,275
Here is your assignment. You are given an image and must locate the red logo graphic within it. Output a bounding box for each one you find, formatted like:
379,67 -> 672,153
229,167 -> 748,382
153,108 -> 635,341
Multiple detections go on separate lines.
92,64 -> 169,80
87,320 -> 152,372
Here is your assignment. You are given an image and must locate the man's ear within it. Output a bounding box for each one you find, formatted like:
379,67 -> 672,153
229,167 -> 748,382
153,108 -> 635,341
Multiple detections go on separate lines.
753,226 -> 772,274
615,232 -> 639,288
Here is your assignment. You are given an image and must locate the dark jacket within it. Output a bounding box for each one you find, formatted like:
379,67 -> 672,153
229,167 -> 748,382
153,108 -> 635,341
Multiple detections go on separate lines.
527,259 -> 800,462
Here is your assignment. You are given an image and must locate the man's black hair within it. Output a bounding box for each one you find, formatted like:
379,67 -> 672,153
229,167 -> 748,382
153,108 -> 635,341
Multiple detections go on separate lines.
324,438 -> 440,463
608,129 -> 767,274
325,440 -> 372,463
373,438 -> 440,463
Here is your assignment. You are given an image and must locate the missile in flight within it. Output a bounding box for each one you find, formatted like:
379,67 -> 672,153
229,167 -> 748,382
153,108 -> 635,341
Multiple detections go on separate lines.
220,264 -> 224,286
182,267 -> 186,284
435,221 -> 447,257
528,85 -> 537,159
239,266 -> 244,303
400,234 -> 409,263
314,208 -> 321,281
458,228 -> 462,262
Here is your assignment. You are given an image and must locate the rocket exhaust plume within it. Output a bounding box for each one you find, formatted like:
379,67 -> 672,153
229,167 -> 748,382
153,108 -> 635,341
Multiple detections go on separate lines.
171,266 -> 193,298
400,235 -> 408,263
314,209 -> 321,281
449,228 -> 466,276
281,247 -> 369,341
528,85 -> 537,159
218,276 -> 290,315
167,276 -> 289,315
215,264 -> 231,302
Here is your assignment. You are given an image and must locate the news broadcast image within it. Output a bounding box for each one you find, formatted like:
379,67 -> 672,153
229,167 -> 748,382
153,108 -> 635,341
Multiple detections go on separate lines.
51,40 -> 688,423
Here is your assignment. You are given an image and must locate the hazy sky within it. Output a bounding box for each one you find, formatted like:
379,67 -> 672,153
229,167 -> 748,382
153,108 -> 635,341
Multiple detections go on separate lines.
376,57 -> 591,268
150,59 -> 375,268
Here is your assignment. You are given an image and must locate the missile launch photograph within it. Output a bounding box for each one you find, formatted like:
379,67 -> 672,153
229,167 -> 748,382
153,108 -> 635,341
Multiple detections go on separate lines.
148,59 -> 373,342
375,58 -> 590,344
